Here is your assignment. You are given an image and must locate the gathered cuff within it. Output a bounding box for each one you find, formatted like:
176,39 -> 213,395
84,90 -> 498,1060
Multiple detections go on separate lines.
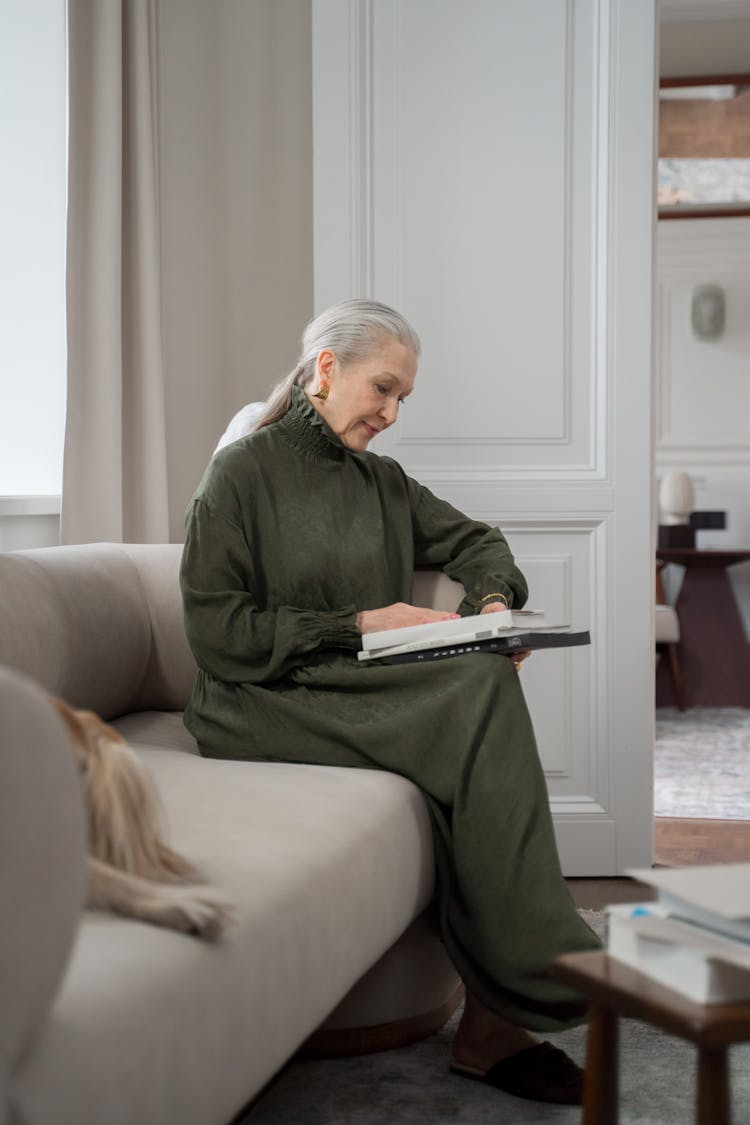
459,584 -> 516,616
318,606 -> 362,650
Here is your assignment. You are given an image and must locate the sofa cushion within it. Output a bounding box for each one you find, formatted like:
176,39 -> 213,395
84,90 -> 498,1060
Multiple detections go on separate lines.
0,544 -> 197,719
10,736 -> 435,1125
0,545 -> 151,719
112,709 -> 200,756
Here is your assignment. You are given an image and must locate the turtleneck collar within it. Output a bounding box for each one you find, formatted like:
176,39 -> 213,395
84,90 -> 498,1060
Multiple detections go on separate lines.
279,384 -> 350,465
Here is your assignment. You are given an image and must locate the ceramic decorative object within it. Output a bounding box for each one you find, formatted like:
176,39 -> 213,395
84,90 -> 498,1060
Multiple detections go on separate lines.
659,471 -> 695,525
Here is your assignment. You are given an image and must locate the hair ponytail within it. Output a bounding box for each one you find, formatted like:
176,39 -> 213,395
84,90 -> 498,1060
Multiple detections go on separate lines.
251,361 -> 307,432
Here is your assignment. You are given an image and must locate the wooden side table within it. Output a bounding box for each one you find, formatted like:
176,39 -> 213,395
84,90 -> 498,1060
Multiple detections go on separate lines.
655,548 -> 750,708
553,950 -> 750,1125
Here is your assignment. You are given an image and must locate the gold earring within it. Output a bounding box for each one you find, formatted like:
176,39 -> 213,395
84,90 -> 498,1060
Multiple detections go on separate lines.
311,382 -> 330,402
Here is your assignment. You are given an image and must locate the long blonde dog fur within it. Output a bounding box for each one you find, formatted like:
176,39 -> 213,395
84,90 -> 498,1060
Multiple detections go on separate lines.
52,697 -> 230,940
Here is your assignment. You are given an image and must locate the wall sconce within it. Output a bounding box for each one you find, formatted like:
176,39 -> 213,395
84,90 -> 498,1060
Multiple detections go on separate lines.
691,284 -> 725,341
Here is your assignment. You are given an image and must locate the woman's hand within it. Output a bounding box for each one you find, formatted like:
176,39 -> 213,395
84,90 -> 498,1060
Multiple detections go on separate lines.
479,601 -> 530,669
356,603 -> 460,635
479,602 -> 509,616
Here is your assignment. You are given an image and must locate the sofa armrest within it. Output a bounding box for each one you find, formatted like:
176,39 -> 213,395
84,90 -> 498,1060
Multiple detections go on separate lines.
119,544 -> 197,710
0,669 -> 86,1090
411,570 -> 465,613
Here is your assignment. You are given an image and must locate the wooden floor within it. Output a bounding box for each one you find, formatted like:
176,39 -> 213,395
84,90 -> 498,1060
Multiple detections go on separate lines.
567,817 -> 750,911
567,876 -> 653,910
654,816 -> 750,866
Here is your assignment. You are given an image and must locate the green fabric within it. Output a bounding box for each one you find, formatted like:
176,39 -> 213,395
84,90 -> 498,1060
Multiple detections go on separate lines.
180,386 -> 600,1031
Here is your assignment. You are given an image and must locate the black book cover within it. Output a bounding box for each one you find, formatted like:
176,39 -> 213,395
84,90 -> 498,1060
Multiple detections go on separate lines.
372,628 -> 591,665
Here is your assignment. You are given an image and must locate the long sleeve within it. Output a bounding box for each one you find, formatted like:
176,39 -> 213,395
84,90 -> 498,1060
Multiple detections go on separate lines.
180,498 -> 361,685
406,475 -> 528,614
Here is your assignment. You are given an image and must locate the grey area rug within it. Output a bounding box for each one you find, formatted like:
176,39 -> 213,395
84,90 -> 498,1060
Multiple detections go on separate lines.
243,912 -> 750,1125
654,707 -> 750,819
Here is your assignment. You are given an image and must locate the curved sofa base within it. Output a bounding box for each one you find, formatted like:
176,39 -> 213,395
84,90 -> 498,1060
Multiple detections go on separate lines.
299,981 -> 464,1058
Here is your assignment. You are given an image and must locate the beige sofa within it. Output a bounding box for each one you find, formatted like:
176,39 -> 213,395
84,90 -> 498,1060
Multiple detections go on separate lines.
0,543 -> 462,1125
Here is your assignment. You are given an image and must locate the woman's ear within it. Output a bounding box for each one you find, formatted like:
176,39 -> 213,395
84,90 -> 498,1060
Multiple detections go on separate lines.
317,349 -> 336,381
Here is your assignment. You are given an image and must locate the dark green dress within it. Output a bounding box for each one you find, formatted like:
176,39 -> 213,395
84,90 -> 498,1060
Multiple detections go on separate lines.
180,387 -> 599,1031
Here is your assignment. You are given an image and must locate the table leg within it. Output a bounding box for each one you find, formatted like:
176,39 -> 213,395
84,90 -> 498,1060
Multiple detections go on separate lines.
676,567 -> 750,707
583,1004 -> 619,1125
697,1047 -> 729,1125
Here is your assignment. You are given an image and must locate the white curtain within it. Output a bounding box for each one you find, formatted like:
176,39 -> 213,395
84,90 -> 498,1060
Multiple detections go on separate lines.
62,0 -> 169,543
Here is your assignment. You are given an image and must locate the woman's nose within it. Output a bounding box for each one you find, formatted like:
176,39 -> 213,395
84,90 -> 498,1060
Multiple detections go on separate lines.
381,399 -> 398,425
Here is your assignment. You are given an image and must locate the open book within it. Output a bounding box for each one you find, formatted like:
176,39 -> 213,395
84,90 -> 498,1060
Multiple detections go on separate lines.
358,610 -> 590,664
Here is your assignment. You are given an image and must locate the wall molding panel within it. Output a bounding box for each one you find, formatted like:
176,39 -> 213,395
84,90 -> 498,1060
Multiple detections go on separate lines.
316,0 -> 614,480
656,218 -> 750,467
314,0 -> 657,874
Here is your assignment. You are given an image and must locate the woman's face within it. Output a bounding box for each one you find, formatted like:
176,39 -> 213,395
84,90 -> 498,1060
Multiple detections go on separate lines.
310,335 -> 418,452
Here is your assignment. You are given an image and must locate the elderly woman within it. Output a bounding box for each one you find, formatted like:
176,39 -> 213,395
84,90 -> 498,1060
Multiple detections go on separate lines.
180,299 -> 599,1106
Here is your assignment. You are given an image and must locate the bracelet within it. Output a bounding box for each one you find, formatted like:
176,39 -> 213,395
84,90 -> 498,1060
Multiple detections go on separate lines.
477,592 -> 509,611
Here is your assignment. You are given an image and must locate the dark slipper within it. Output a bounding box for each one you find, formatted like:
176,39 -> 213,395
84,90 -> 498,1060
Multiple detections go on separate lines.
450,1041 -> 584,1105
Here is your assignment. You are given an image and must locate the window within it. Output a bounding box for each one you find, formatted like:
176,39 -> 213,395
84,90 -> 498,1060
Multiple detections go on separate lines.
658,76 -> 750,219
0,0 -> 67,496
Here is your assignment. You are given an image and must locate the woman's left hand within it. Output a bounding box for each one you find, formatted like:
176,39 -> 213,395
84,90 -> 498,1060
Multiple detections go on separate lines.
479,602 -> 530,670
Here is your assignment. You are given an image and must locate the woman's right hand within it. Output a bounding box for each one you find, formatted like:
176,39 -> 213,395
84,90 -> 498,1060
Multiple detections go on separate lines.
355,603 -> 460,635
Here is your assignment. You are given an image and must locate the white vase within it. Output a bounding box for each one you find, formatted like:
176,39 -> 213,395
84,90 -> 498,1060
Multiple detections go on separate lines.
659,471 -> 695,526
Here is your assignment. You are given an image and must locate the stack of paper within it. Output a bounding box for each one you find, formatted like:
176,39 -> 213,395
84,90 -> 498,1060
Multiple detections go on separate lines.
605,864 -> 750,1004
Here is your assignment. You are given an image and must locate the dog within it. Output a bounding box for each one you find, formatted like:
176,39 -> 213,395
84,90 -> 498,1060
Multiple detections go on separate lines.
51,697 -> 231,941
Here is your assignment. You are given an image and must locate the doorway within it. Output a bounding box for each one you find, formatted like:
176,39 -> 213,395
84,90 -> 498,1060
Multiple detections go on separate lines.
653,19 -> 750,848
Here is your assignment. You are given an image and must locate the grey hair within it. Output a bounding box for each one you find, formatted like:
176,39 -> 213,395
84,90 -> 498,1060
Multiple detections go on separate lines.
252,299 -> 421,432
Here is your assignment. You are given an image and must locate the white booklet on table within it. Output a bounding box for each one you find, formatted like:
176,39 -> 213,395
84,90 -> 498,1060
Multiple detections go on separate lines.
605,901 -> 750,1004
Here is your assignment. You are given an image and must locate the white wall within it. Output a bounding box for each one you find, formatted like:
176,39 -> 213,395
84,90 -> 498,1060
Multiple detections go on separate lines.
0,498 -> 61,553
157,0 -> 314,541
655,218 -> 750,632
660,14 -> 750,77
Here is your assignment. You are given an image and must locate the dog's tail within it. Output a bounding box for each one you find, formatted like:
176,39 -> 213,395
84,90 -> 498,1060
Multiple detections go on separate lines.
86,737 -> 204,882
51,696 -> 204,884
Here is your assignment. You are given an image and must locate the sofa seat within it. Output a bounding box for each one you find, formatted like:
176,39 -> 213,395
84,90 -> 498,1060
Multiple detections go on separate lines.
0,545 -> 464,1125
11,711 -> 435,1125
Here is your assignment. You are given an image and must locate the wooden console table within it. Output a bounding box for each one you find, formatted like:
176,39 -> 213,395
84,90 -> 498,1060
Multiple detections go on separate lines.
553,950 -> 750,1125
656,548 -> 750,708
